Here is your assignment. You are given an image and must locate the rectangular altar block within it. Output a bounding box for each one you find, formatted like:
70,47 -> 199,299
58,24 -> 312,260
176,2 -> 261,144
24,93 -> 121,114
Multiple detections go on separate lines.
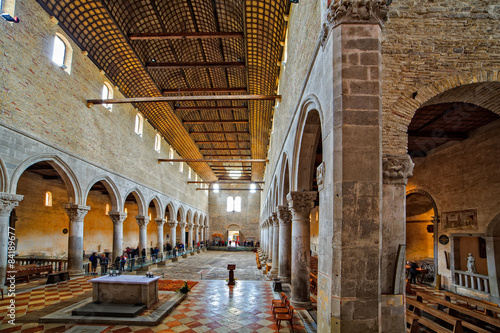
90,275 -> 160,308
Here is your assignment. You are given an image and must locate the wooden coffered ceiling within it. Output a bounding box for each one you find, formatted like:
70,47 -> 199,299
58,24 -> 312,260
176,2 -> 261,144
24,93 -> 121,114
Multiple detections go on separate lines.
37,0 -> 290,182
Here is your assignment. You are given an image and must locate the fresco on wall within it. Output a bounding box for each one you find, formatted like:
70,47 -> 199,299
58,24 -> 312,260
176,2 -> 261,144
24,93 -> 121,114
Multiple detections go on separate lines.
442,209 -> 477,230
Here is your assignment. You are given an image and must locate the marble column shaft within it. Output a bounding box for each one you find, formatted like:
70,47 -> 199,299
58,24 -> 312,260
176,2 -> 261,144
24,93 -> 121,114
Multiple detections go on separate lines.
195,226 -> 200,244
270,212 -> 280,275
109,211 -> 127,260
179,221 -> 186,246
168,220 -> 177,246
278,205 -> 292,283
267,218 -> 273,262
64,204 -> 91,275
188,223 -> 194,249
0,193 -> 23,289
136,215 -> 149,254
288,191 -> 316,309
155,218 -> 165,254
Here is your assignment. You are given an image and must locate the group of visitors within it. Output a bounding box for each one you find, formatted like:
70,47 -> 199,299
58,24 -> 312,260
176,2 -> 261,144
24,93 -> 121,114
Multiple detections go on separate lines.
89,252 -> 128,274
211,240 -> 256,247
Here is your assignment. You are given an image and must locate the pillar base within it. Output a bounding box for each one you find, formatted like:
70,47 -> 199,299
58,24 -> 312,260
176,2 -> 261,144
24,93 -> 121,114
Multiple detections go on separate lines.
270,268 -> 279,276
278,275 -> 290,283
182,254 -> 188,258
68,269 -> 85,277
190,252 -> 195,256
291,299 -> 312,310
172,257 -> 179,262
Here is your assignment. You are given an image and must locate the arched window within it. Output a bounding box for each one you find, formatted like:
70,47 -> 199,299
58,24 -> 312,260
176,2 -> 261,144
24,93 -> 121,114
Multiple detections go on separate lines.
188,167 -> 192,179
124,208 -> 128,214
213,183 -> 219,193
105,204 -> 110,215
169,147 -> 174,164
154,132 -> 161,152
45,191 -> 52,207
234,196 -> 242,212
51,34 -> 72,74
134,112 -> 143,136
227,196 -> 234,212
179,162 -> 183,173
250,183 -> 256,193
102,83 -> 113,110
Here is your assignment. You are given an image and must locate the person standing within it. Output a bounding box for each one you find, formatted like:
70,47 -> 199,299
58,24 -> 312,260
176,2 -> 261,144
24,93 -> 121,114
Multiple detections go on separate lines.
89,252 -> 98,275
409,261 -> 419,284
99,253 -> 108,275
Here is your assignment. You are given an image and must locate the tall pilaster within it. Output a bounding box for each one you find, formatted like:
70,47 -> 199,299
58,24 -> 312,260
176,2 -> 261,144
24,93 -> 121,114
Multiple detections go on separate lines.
168,220 -> 177,247
187,222 -> 194,249
155,218 -> 165,255
178,221 -> 186,246
270,212 -> 280,276
136,215 -> 149,256
0,193 -> 23,289
381,154 -> 414,332
64,204 -> 90,275
278,205 -> 292,283
287,191 -> 317,309
267,217 -> 273,263
108,211 -> 127,261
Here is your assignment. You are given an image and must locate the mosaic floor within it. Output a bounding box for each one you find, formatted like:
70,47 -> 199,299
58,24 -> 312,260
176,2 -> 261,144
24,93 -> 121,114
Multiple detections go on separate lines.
1,278 -> 306,332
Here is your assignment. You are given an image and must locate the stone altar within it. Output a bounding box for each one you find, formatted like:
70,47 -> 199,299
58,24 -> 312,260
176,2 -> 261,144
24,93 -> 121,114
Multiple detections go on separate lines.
90,275 -> 160,307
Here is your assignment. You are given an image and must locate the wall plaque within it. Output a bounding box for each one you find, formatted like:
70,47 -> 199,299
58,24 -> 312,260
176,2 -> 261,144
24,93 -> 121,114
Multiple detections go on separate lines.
441,209 -> 477,230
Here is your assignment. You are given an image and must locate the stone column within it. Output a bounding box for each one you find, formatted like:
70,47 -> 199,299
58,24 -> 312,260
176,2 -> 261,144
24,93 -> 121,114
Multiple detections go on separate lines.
64,204 -> 91,276
486,237 -> 500,303
288,191 -> 317,309
381,155 -> 414,331
270,212 -> 280,276
267,217 -> 273,263
108,211 -> 127,261
178,221 -> 186,246
0,193 -> 23,290
278,205 -> 292,283
155,218 -> 165,256
195,225 -> 200,244
136,216 -> 149,256
187,222 -> 194,250
168,220 -> 177,247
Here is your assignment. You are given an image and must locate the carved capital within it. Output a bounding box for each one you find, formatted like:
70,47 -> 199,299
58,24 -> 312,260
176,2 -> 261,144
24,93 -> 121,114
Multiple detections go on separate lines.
187,222 -> 194,229
155,218 -> 166,227
178,221 -> 187,229
108,211 -> 127,225
0,193 -> 23,216
167,220 -> 177,228
277,205 -> 292,225
383,154 -> 414,185
64,204 -> 90,222
271,212 -> 279,227
136,215 -> 149,228
316,161 -> 325,191
287,191 -> 317,218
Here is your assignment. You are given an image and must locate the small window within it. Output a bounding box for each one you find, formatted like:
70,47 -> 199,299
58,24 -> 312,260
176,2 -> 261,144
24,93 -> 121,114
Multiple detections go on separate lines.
179,162 -> 183,173
51,34 -> 72,74
250,183 -> 256,193
195,174 -> 198,182
124,208 -> 128,214
45,191 -> 52,207
134,113 -> 144,136
227,196 -> 234,212
105,204 -> 110,215
234,196 -> 241,212
154,133 -> 161,152
148,213 -> 152,221
213,183 -> 219,193
169,147 -> 174,164
188,167 -> 192,179
102,83 -> 112,110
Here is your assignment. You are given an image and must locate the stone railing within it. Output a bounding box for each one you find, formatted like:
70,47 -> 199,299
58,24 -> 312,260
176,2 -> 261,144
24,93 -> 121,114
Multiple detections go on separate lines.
14,256 -> 68,272
454,270 -> 490,294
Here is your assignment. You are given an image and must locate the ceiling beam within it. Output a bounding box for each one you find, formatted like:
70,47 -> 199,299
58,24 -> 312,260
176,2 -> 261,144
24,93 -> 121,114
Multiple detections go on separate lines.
184,120 -> 249,125
87,95 -> 280,107
146,61 -> 245,69
163,87 -> 247,94
129,32 -> 244,40
191,131 -> 249,134
196,140 -> 250,144
176,106 -> 248,111
206,155 -> 252,157
187,181 -> 264,184
158,159 -> 267,163
200,148 -> 250,151
196,188 -> 262,191
407,131 -> 468,140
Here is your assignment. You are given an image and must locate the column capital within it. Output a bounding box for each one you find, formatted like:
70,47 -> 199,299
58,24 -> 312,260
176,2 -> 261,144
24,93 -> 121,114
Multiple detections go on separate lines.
155,218 -> 166,227
203,225 -> 208,229
277,205 -> 292,225
287,191 -> 317,217
64,204 -> 90,222
108,211 -> 127,225
136,215 -> 149,228
187,222 -> 194,228
178,221 -> 187,228
167,220 -> 177,228
271,212 -> 279,226
0,193 -> 23,216
382,154 -> 414,185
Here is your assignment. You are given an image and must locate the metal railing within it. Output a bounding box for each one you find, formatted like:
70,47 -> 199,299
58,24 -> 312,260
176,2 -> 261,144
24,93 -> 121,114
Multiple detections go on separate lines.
454,270 -> 490,294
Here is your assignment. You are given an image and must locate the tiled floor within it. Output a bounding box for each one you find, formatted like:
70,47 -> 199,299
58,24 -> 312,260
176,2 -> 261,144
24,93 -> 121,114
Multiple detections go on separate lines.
1,276 -> 306,332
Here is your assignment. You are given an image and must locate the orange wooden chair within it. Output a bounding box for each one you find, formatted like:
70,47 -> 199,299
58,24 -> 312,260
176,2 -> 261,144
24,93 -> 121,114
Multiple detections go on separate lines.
276,305 -> 294,331
273,299 -> 290,319
271,292 -> 286,308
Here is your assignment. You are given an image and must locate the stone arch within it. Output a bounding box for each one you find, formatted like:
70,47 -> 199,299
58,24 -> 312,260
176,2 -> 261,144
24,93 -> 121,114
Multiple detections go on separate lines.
123,187 -> 146,216
147,195 -> 163,219
279,153 -> 291,206
405,189 -> 440,217
186,209 -> 192,224
165,202 -> 175,221
176,206 -> 185,222
273,175 -> 279,212
0,157 -> 7,193
193,211 -> 198,225
486,212 -> 500,237
204,215 -> 208,227
226,223 -> 241,231
292,96 -> 324,191
83,175 -> 120,211
384,71 -> 500,155
10,155 -> 80,204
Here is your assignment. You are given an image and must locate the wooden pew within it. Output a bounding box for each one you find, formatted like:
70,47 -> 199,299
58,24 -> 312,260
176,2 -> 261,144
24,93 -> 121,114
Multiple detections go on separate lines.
443,291 -> 500,318
407,298 -> 464,333
12,265 -> 53,283
416,291 -> 499,332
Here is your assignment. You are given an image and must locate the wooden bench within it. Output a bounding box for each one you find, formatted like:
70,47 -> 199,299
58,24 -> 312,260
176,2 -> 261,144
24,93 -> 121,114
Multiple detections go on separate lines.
416,291 -> 498,332
406,299 -> 463,333
46,271 -> 70,284
443,291 -> 500,318
11,265 -> 53,283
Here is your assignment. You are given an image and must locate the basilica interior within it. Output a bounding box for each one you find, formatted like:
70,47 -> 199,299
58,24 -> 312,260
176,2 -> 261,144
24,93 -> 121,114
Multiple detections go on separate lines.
1,0 -> 500,332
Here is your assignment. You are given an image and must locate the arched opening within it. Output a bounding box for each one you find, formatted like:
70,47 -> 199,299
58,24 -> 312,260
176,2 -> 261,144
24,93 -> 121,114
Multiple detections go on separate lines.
176,208 -> 184,246
146,199 -> 160,254
122,191 -> 141,257
164,203 -> 174,251
227,223 -> 240,246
